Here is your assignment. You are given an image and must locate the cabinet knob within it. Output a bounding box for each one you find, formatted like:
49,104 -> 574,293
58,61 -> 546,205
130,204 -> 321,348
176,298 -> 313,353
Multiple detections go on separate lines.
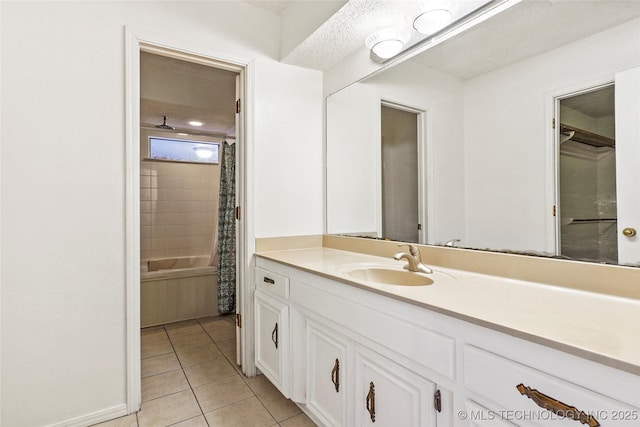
622,227 -> 637,237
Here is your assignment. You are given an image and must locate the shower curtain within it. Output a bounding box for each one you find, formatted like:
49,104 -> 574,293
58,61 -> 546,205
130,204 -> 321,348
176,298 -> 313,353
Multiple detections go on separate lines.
217,141 -> 236,314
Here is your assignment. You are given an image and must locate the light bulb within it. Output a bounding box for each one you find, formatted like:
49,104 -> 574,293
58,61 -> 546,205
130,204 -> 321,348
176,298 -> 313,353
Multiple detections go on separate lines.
413,8 -> 453,35
365,28 -> 410,60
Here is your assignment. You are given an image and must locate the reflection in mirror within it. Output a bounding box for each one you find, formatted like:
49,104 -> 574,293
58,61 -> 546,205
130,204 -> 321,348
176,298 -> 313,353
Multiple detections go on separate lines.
326,1 -> 640,266
381,104 -> 420,244
558,85 -> 617,264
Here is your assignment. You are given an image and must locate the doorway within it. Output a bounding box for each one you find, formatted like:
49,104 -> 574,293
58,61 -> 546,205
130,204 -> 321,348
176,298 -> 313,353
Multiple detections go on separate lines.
554,67 -> 640,266
380,103 -> 422,243
125,33 -> 251,413
139,51 -> 239,328
556,84 -> 618,263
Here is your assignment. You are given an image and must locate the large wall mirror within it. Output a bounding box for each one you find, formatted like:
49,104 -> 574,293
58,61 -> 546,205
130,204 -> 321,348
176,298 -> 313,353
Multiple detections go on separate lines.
326,0 -> 640,266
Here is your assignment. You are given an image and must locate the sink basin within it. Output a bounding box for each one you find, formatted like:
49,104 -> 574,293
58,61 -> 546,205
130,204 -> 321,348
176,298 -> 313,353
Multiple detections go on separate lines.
340,266 -> 434,286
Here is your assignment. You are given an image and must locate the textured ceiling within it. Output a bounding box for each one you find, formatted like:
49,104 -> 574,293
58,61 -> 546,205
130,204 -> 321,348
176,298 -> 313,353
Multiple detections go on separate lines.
410,0 -> 640,80
281,0 -> 492,70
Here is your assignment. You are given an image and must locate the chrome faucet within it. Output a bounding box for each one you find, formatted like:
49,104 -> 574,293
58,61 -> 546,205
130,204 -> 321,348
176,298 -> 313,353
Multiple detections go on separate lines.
393,244 -> 433,274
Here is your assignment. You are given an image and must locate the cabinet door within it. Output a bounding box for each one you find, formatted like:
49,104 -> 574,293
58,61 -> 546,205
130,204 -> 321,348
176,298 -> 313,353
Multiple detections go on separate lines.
355,346 -> 437,427
307,321 -> 350,426
255,290 -> 289,396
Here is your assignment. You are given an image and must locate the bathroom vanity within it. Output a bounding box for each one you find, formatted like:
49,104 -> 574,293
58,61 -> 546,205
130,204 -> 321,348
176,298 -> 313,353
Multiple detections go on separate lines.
254,239 -> 639,427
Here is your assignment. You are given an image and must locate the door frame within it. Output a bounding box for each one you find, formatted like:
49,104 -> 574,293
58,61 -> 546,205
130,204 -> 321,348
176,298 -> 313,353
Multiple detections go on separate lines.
378,99 -> 429,244
124,27 -> 255,413
546,77 -> 614,257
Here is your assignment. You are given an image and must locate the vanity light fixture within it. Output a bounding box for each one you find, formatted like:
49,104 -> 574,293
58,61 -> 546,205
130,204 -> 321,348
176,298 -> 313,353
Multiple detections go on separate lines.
413,7 -> 454,35
189,120 -> 203,127
193,146 -> 214,159
365,28 -> 411,59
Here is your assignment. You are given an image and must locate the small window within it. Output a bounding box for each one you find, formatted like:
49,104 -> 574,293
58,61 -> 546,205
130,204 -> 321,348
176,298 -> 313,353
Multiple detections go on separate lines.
147,136 -> 219,164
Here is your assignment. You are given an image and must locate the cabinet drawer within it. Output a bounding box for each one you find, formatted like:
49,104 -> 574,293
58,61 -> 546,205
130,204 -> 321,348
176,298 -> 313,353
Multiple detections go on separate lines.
256,267 -> 289,299
464,345 -> 639,426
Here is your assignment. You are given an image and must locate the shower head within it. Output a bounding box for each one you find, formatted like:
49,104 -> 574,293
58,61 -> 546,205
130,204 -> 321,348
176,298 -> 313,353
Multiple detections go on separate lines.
155,116 -> 175,130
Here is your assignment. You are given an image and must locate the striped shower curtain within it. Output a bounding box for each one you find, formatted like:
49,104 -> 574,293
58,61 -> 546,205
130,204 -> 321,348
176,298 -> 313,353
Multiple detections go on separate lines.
217,141 -> 236,314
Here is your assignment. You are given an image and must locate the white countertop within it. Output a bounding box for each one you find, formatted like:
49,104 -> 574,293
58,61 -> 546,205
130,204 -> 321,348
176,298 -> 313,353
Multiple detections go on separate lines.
256,247 -> 640,375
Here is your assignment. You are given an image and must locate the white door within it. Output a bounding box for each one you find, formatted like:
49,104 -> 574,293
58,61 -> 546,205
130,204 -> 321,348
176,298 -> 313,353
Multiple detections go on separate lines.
615,67 -> 640,265
307,321 -> 350,426
254,290 -> 289,396
354,345 -> 437,426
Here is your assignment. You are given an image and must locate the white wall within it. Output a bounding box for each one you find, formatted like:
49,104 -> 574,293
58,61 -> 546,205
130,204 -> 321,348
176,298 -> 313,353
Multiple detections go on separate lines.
253,58 -> 324,238
0,1 -> 323,425
326,82 -> 379,235
463,18 -> 640,253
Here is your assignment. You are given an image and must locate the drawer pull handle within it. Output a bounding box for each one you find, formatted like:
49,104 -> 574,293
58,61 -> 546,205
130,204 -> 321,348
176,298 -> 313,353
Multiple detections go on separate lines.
331,358 -> 340,393
263,277 -> 275,284
271,323 -> 278,349
516,384 -> 600,427
366,381 -> 376,423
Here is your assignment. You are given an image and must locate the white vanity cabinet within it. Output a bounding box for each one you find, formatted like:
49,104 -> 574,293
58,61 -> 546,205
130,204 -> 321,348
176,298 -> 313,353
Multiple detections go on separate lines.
254,267 -> 290,396
254,255 -> 640,427
256,257 -> 449,426
305,318 -> 439,427
461,339 -> 640,427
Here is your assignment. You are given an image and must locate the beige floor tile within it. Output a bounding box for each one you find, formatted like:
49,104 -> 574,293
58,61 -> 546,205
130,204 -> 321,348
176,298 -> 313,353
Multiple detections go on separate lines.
216,337 -> 237,358
204,396 -> 277,427
137,389 -> 201,427
193,375 -> 254,413
141,325 -> 166,337
171,415 -> 208,427
141,329 -> 169,346
243,374 -> 279,395
201,318 -> 236,342
183,357 -> 238,387
165,320 -> 204,338
169,331 -> 214,350
141,353 -> 180,378
142,369 -> 190,402
176,342 -> 224,367
141,338 -> 173,360
257,388 -> 302,422
279,412 -> 318,427
92,413 -> 138,427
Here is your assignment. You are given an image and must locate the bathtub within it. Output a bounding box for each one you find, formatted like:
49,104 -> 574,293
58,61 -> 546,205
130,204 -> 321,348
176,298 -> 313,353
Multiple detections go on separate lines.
141,256 -> 218,327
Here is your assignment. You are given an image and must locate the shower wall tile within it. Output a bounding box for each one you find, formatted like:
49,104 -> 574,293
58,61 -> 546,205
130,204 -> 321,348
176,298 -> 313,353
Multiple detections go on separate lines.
140,158 -> 220,261
140,175 -> 151,188
141,214 -> 152,227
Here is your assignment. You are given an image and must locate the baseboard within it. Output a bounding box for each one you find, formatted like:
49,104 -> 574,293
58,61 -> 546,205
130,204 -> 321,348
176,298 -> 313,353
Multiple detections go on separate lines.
45,404 -> 128,427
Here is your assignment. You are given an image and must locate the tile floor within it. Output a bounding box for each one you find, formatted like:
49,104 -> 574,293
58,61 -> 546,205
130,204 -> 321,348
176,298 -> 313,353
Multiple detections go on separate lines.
94,315 -> 316,427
